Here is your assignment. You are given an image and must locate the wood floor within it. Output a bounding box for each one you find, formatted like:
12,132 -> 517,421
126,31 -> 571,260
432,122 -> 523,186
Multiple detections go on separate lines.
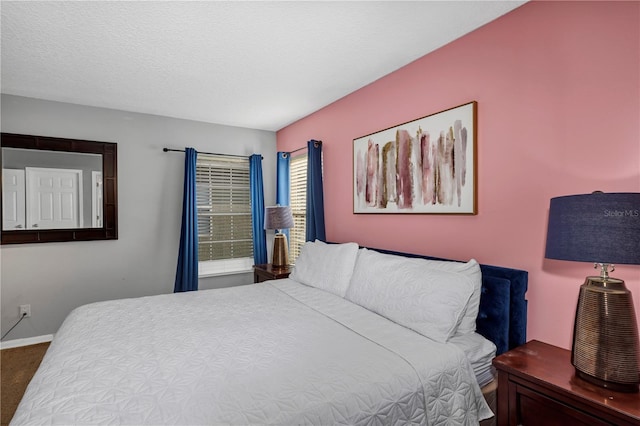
0,342 -> 49,426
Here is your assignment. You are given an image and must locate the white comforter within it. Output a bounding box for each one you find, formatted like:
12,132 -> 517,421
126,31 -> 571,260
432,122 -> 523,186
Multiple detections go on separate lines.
12,279 -> 492,425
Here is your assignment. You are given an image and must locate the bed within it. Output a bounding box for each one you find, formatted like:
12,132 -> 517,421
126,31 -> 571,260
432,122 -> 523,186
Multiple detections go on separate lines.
11,242 -> 528,425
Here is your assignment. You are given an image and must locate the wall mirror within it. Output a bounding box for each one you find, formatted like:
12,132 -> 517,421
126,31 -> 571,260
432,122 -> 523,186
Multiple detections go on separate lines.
1,133 -> 118,244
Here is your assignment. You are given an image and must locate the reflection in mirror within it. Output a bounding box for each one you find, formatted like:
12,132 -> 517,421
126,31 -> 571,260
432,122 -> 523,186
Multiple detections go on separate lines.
2,148 -> 103,230
1,133 -> 117,244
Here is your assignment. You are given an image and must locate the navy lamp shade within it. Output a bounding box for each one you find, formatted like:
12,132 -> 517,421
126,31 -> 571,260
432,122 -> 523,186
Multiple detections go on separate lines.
545,192 -> 640,392
545,192 -> 640,265
264,206 -> 294,267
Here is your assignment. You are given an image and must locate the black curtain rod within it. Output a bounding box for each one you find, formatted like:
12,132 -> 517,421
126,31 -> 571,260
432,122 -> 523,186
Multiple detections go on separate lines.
289,146 -> 307,154
285,140 -> 322,156
163,148 -> 259,159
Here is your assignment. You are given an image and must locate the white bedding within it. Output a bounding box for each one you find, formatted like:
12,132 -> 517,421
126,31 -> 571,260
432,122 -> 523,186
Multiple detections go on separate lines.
448,333 -> 497,388
12,279 -> 492,425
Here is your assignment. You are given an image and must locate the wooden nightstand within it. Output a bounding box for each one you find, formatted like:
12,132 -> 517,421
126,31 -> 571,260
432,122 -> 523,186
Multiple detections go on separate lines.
492,340 -> 640,426
253,264 -> 291,283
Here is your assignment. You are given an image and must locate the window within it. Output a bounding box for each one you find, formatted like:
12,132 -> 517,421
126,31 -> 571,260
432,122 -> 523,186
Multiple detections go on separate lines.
196,154 -> 253,276
289,154 -> 307,263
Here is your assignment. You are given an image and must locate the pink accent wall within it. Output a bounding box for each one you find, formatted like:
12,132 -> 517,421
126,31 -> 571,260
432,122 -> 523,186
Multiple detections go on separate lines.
276,1 -> 640,349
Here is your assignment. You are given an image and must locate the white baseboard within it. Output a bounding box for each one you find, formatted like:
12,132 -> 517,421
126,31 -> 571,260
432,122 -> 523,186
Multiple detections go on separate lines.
1,334 -> 54,350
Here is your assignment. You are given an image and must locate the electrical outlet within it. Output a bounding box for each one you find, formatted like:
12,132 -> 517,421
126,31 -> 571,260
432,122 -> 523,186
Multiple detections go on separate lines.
19,304 -> 31,318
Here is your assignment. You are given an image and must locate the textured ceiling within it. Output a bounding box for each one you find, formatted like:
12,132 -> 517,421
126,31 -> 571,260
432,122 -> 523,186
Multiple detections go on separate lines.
1,1 -> 526,131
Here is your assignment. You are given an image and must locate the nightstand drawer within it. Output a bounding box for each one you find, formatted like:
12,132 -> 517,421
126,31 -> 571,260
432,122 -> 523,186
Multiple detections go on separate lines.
493,341 -> 640,426
514,383 -> 611,426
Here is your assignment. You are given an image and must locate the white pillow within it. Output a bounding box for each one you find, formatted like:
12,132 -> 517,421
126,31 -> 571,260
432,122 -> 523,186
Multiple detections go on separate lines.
290,241 -> 359,297
407,256 -> 482,336
348,250 -> 482,335
345,248 -> 474,343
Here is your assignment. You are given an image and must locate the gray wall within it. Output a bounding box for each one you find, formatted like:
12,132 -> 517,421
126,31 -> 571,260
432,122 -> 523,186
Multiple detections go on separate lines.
0,95 -> 277,340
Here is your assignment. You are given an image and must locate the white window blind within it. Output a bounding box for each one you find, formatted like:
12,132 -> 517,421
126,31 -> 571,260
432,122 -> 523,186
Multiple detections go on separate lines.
289,154 -> 307,263
196,155 -> 253,266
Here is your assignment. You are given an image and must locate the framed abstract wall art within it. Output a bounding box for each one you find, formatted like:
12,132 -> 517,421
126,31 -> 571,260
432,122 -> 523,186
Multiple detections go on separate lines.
353,101 -> 477,214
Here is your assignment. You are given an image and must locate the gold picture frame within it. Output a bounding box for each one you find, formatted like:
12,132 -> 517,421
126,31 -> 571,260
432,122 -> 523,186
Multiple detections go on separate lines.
353,101 -> 477,214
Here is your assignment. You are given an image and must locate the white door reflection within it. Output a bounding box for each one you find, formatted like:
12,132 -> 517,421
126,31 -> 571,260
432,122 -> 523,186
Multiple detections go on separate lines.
26,167 -> 83,229
91,171 -> 103,228
2,169 -> 26,229
1,148 -> 102,230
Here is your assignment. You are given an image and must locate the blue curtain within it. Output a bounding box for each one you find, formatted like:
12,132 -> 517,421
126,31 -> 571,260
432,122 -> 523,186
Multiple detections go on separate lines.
174,148 -> 199,292
276,152 -> 291,244
250,154 -> 267,264
306,140 -> 326,242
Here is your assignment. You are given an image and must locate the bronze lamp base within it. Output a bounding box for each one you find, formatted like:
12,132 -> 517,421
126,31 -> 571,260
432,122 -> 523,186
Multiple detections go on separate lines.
272,233 -> 289,267
572,275 -> 640,393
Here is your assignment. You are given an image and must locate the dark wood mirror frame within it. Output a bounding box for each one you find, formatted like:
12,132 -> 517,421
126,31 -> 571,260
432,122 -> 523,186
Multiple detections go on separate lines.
1,133 -> 118,244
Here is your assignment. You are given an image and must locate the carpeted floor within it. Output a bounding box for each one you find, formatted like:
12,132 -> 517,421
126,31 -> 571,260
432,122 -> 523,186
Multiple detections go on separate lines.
1,342 -> 50,426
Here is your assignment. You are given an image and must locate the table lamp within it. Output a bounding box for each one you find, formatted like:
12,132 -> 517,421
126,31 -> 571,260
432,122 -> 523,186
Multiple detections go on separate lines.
545,192 -> 640,392
264,205 -> 294,267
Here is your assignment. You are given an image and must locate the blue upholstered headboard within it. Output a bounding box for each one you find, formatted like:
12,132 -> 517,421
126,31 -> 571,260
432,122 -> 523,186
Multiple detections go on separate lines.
366,247 -> 528,355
